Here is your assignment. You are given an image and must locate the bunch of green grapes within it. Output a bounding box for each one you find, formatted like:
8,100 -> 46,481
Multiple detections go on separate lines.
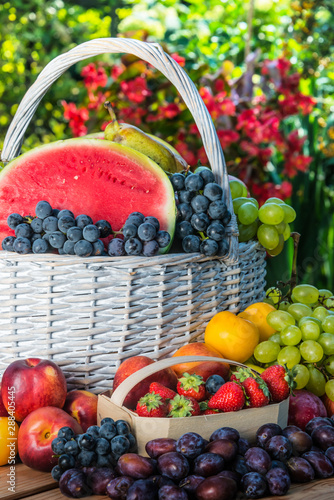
229,180 -> 296,255
253,284 -> 334,401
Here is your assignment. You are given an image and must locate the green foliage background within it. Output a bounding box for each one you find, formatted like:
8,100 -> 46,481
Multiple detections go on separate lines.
0,0 -> 333,288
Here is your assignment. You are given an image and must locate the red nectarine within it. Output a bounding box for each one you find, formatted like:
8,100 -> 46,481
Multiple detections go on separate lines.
63,390 -> 98,432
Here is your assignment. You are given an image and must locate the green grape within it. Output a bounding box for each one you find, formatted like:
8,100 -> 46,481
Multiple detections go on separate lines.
269,333 -> 283,345
257,224 -> 280,250
230,180 -> 248,200
267,310 -> 295,331
267,234 -> 284,257
279,301 -> 290,311
254,340 -> 281,364
248,197 -> 259,209
299,316 -> 322,330
299,320 -> 321,341
233,197 -> 249,214
324,297 -> 334,311
266,287 -> 282,306
264,197 -> 285,205
258,203 -> 285,225
283,223 -> 291,241
291,284 -> 319,305
263,298 -> 275,307
238,220 -> 259,242
282,204 -> 296,223
294,364 -> 310,390
275,221 -> 287,235
322,316 -> 334,334
318,289 -> 333,301
277,346 -> 301,369
306,365 -> 326,397
238,203 -> 259,225
313,306 -> 330,322
318,333 -> 334,355
300,340 -> 324,363
324,355 -> 334,376
325,379 -> 334,402
288,303 -> 313,321
280,325 -> 302,345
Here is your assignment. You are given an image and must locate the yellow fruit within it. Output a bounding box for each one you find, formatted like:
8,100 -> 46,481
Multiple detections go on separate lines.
204,311 -> 260,363
238,302 -> 276,342
245,363 -> 265,374
0,417 -> 19,466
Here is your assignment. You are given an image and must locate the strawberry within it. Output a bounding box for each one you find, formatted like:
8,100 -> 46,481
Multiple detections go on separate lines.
231,367 -> 270,408
260,364 -> 296,403
176,372 -> 206,401
149,382 -> 177,400
199,400 -> 220,415
208,381 -> 245,412
168,395 -> 201,417
136,393 -> 168,417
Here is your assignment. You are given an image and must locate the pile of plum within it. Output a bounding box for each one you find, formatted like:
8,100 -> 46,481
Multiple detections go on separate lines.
56,417 -> 334,499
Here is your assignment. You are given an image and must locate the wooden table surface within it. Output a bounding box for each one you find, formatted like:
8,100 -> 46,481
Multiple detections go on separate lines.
1,464 -> 334,499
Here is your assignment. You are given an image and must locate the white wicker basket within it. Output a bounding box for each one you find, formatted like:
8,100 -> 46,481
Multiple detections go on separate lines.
0,39 -> 266,392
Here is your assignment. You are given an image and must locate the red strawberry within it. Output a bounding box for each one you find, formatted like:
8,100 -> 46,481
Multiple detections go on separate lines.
177,372 -> 206,402
231,367 -> 270,408
136,393 -> 168,417
208,382 -> 245,412
168,395 -> 200,417
260,365 -> 296,403
149,382 -> 177,400
199,400 -> 220,415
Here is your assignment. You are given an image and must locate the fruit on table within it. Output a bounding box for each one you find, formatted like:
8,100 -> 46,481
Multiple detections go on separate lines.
104,101 -> 187,174
176,372 -> 206,402
0,139 -> 176,246
208,381 -> 245,412
230,367 -> 270,408
204,311 -> 260,363
136,393 -> 168,417
288,390 -> 327,431
63,390 -> 98,432
260,364 -> 295,403
18,406 -> 83,472
171,342 -> 229,379
1,358 -> 67,422
0,382 -> 9,417
238,302 -> 276,342
0,416 -> 19,466
113,355 -> 177,410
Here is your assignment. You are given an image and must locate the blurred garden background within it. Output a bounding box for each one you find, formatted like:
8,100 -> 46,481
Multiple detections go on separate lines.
0,0 -> 333,287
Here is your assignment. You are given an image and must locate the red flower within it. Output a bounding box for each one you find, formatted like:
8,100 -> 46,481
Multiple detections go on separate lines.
283,154 -> 312,178
159,103 -> 181,119
81,63 -> 108,90
87,91 -> 107,110
251,181 -> 293,205
119,106 -> 147,125
198,146 -> 208,165
199,87 -> 219,119
62,101 -> 89,137
277,58 -> 291,77
217,129 -> 240,149
175,141 -> 197,166
171,53 -> 186,67
215,94 -> 236,116
111,64 -> 125,80
120,77 -> 152,104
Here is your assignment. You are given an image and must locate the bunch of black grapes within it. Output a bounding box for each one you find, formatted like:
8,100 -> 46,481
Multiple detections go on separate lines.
2,200 -> 112,257
170,168 -> 231,257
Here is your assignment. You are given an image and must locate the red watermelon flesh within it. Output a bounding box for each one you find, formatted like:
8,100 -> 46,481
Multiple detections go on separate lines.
0,139 -> 176,249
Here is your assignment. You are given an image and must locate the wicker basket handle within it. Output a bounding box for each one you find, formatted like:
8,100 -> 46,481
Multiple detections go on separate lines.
111,355 -> 254,407
1,38 -> 231,201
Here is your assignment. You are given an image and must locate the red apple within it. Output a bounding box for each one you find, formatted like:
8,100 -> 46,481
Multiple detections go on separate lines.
0,381 -> 9,417
113,356 -> 177,410
288,390 -> 327,431
1,358 -> 67,422
18,406 -> 83,472
63,390 -> 98,432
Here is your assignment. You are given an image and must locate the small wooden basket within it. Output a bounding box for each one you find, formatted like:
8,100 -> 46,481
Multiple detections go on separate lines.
97,355 -> 289,455
0,39 -> 266,392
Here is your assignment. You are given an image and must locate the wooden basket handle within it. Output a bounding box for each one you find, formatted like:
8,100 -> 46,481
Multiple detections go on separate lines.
111,355 -> 254,407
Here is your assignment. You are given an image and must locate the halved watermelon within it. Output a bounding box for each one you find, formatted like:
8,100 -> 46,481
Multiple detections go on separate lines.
0,139 -> 176,250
